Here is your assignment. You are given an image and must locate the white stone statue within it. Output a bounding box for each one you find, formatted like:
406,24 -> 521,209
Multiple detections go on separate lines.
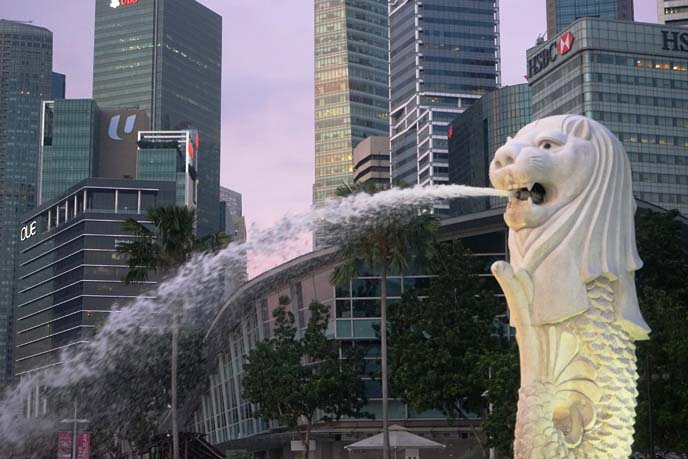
489,115 -> 650,459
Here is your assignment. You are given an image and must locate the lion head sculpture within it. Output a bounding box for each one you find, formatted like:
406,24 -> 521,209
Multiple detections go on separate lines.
489,115 -> 650,340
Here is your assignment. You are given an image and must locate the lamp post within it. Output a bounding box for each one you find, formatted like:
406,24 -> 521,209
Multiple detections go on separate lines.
60,400 -> 90,459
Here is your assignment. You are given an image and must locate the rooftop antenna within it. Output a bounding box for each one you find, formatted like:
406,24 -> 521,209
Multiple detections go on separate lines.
535,31 -> 546,45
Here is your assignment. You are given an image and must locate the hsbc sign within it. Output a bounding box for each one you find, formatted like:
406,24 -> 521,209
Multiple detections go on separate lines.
527,32 -> 575,78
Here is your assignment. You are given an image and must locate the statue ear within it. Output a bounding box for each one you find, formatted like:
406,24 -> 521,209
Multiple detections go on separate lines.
568,117 -> 591,140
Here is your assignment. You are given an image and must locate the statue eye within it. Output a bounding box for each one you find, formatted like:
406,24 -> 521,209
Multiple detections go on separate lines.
538,139 -> 558,150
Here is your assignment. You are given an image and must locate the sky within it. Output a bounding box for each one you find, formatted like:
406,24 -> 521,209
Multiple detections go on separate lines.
3,0 -> 657,235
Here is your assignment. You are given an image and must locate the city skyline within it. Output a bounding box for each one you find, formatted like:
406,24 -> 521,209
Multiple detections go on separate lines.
2,0 -> 656,233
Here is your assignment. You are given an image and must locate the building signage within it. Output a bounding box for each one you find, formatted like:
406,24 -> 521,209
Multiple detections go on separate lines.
110,0 -> 138,8
76,432 -> 91,459
98,109 -> 149,179
527,32 -> 575,78
20,221 -> 37,241
662,30 -> 688,52
57,432 -> 72,459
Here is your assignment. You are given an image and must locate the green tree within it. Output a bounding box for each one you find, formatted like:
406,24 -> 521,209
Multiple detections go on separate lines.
477,346 -> 519,457
243,298 -> 367,459
117,206 -> 229,459
633,210 -> 688,455
330,182 -> 439,459
388,241 -> 506,458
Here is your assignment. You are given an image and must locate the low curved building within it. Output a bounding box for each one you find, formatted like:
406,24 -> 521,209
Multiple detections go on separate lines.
188,212 -> 512,459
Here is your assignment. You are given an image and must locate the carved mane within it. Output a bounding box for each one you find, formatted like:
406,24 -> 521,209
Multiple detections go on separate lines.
508,115 -> 650,340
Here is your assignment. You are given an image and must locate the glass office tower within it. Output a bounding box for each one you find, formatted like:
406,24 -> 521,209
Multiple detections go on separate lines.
448,84 -> 531,215
528,18 -> 688,215
39,100 -> 100,204
15,178 -> 176,383
389,0 -> 499,202
93,0 -> 222,236
314,0 -> 389,204
546,0 -> 634,37
0,20 -> 53,386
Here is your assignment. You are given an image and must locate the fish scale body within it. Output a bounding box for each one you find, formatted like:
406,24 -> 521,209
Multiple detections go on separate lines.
514,277 -> 639,459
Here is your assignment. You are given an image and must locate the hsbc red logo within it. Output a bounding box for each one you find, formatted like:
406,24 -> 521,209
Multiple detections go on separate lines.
558,32 -> 574,55
528,31 -> 576,78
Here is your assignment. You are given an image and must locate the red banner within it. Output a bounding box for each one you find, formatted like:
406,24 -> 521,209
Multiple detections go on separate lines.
56,432 -> 90,459
76,432 -> 91,459
57,432 -> 72,459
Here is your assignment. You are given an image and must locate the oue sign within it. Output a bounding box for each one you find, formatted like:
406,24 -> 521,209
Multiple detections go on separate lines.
20,221 -> 37,241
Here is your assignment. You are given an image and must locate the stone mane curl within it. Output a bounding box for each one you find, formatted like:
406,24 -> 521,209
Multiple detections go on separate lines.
508,115 -> 649,340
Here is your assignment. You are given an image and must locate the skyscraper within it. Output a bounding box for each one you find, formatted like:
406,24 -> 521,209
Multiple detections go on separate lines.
51,72 -> 66,99
313,0 -> 389,204
93,0 -> 222,236
658,0 -> 688,26
546,0 -> 634,37
448,84 -> 532,215
0,20 -> 53,386
389,0 -> 500,198
527,17 -> 688,215
219,186 -> 243,239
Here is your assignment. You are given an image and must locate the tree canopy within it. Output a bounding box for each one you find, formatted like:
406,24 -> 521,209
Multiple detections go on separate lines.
388,240 -> 508,458
633,210 -> 688,454
243,298 -> 367,459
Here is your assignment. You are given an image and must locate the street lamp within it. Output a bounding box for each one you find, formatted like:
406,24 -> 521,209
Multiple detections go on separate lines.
60,400 -> 90,459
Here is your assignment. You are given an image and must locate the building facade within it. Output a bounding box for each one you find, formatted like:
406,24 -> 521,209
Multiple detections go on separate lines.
51,73 -> 65,99
38,100 -> 159,204
352,136 -> 390,189
219,186 -> 243,240
137,130 -> 199,208
389,0 -> 500,205
546,0 -> 634,37
448,84 -> 531,215
39,100 -> 100,204
0,20 -> 54,386
93,0 -> 222,236
527,18 -> 688,215
190,215 -> 510,458
14,178 -> 176,381
659,0 -> 688,27
313,0 -> 389,204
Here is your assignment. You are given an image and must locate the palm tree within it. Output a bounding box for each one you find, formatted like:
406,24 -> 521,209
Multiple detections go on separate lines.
117,206 -> 229,459
330,183 -> 438,459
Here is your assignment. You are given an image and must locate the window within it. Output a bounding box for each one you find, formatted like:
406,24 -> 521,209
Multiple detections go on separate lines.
87,189 -> 115,211
117,191 -> 138,213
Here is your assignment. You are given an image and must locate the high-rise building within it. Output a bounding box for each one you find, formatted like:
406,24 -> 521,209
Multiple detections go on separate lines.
0,20 -> 53,386
527,17 -> 688,215
51,73 -> 66,99
353,136 -> 390,189
389,0 -> 500,202
137,130 -> 199,208
219,187 -> 243,240
313,0 -> 389,204
38,100 -> 151,204
448,84 -> 531,215
39,100 -> 100,204
15,178 -> 176,384
93,0 -> 222,236
658,0 -> 688,26
546,0 -> 634,37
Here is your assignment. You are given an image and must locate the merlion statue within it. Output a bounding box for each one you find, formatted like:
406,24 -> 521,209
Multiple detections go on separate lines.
489,115 -> 650,458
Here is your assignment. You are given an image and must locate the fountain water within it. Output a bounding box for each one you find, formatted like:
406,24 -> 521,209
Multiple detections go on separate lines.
0,184 -> 507,446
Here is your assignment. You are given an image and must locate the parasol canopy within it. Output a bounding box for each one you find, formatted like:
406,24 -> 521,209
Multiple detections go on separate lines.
344,425 -> 446,451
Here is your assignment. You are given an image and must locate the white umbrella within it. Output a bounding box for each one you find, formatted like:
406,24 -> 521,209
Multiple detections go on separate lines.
344,424 -> 446,451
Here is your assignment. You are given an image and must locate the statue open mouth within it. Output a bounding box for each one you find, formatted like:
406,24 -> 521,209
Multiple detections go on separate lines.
510,183 -> 546,205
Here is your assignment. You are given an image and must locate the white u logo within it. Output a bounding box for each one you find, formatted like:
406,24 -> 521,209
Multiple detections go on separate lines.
108,115 -> 137,141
